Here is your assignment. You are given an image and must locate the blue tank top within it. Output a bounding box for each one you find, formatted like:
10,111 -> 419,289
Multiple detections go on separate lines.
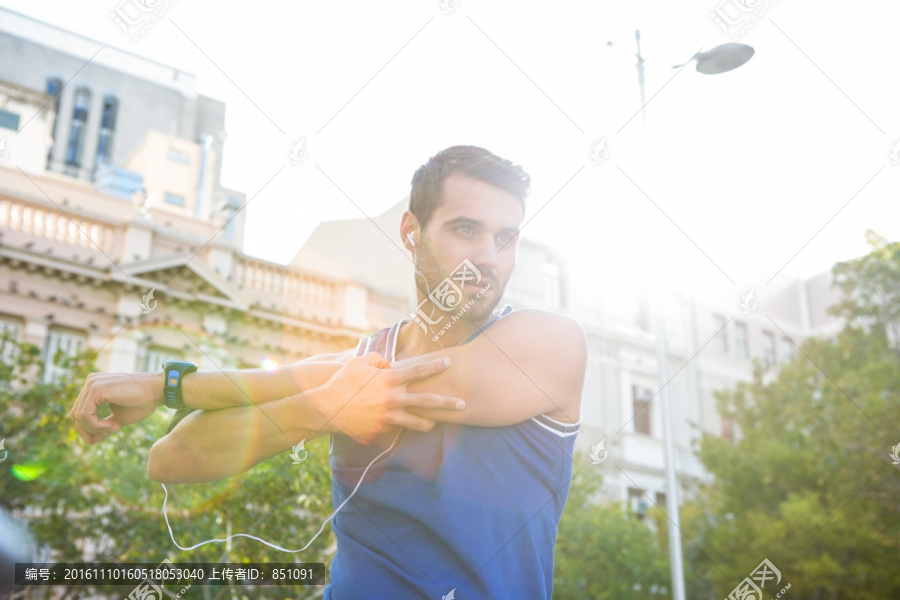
323,305 -> 581,599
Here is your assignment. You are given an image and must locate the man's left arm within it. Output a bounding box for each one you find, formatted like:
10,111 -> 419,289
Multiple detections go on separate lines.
405,309 -> 586,425
319,309 -> 586,427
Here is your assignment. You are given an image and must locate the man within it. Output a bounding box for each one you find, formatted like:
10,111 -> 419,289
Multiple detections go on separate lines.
71,145 -> 587,598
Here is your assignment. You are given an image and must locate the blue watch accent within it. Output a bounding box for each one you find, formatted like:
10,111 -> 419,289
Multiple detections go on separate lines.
162,360 -> 198,409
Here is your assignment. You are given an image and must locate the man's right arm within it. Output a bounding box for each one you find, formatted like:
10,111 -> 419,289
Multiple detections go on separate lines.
71,352 -> 356,444
145,354 -> 463,484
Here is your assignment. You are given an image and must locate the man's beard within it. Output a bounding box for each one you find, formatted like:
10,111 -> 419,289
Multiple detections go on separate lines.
413,248 -> 506,325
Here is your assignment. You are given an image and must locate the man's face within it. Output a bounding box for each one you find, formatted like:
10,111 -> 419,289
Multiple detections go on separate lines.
413,172 -> 522,324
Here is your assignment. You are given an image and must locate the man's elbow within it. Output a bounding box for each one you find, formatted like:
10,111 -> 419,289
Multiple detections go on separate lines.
147,436 -> 191,484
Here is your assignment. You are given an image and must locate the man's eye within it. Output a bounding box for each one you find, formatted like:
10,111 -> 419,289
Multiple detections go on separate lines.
457,226 -> 473,235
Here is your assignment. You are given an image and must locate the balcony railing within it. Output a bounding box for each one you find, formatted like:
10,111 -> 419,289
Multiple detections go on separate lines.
0,196 -> 117,253
0,192 -> 356,327
234,257 -> 344,324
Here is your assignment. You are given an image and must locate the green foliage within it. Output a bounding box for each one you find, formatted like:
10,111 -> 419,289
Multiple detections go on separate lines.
683,231 -> 900,599
0,333 -> 336,599
829,230 -> 900,342
553,457 -> 670,599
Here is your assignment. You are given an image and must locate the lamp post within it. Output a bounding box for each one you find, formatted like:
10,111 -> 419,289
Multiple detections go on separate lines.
614,30 -> 754,600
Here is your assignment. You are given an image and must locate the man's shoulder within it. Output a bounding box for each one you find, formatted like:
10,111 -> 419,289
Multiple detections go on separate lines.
489,308 -> 585,425
495,308 -> 586,347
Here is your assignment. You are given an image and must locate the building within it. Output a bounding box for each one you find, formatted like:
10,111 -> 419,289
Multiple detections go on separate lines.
0,6 -> 235,217
573,268 -> 846,515
0,7 -> 402,385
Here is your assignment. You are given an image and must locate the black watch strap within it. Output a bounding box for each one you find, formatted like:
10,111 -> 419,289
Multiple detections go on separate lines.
162,360 -> 198,410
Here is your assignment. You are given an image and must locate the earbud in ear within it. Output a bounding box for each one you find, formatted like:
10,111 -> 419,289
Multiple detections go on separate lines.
407,232 -> 416,247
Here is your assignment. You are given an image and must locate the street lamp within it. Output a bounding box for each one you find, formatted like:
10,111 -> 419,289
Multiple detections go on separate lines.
609,29 -> 754,600
609,32 -> 755,124
681,42 -> 755,74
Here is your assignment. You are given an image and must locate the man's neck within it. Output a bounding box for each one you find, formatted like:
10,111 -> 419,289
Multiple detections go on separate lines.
395,312 -> 489,361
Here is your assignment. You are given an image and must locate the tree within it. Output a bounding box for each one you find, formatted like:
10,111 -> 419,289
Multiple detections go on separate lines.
553,457 -> 671,599
683,231 -> 900,599
0,333 -> 336,600
829,230 -> 900,354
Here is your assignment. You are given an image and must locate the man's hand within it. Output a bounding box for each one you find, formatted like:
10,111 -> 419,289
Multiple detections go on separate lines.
310,352 -> 465,444
71,372 -> 162,444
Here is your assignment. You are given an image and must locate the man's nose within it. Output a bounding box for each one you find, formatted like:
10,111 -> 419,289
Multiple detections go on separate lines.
472,234 -> 498,272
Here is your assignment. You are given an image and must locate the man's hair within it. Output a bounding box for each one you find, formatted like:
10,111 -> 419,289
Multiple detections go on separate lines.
409,145 -> 531,230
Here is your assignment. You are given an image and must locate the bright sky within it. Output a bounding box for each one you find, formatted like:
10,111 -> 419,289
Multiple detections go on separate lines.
4,0 -> 899,312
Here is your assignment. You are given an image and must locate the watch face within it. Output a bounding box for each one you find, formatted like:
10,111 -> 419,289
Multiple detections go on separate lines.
167,370 -> 180,386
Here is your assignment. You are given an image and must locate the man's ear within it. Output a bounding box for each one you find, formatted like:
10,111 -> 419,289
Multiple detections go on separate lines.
400,211 -> 421,251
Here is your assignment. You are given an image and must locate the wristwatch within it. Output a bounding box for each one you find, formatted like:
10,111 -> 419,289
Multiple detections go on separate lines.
162,360 -> 198,410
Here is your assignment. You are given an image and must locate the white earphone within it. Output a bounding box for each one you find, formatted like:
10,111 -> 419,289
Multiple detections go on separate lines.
161,428 -> 403,553
406,229 -> 445,350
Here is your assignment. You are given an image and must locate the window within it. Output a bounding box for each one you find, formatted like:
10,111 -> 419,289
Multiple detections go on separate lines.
163,192 -> 185,207
780,336 -> 794,362
0,109 -> 20,131
66,87 -> 91,169
95,96 -> 118,165
0,316 -> 23,364
721,415 -> 735,443
45,77 -> 63,167
714,314 -> 728,352
632,384 -> 653,435
628,487 -> 649,520
145,347 -> 181,373
220,196 -> 241,240
43,328 -> 86,384
45,78 -> 63,104
762,331 -> 775,366
735,321 -> 748,359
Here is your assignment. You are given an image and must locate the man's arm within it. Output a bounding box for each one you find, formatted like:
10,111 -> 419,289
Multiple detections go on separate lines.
70,355 -> 354,444
146,387 -> 329,484
316,309 -> 587,428
146,309 -> 585,483
181,349 -> 359,409
146,356 -> 466,483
